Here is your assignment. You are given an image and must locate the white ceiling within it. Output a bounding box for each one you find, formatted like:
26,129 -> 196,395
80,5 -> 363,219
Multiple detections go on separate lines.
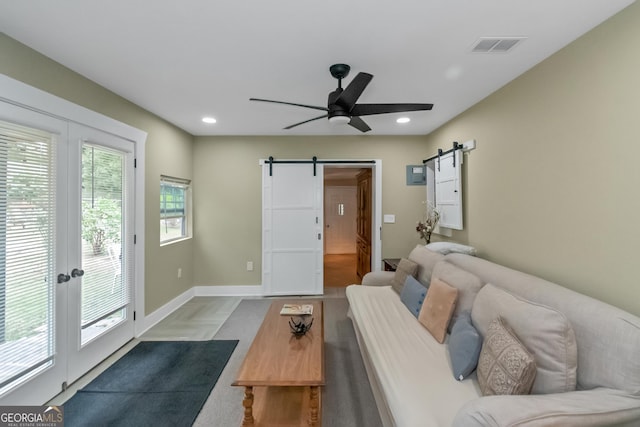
0,0 -> 634,136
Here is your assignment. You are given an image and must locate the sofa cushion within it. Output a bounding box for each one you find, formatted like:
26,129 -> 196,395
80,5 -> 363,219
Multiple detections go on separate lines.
477,317 -> 536,396
472,284 -> 577,394
391,258 -> 418,294
419,277 -> 458,343
449,311 -> 482,381
346,284 -> 482,426
431,260 -> 484,329
407,245 -> 445,286
400,275 -> 427,317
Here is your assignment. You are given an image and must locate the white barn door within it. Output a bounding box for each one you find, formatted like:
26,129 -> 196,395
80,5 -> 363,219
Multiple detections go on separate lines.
262,162 -> 323,295
434,150 -> 463,230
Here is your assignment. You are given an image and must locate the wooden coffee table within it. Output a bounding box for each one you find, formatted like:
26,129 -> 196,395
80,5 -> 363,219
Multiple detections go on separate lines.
232,300 -> 324,426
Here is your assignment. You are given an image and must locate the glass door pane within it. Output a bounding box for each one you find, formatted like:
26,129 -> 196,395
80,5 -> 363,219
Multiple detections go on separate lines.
0,119 -> 58,396
80,144 -> 127,345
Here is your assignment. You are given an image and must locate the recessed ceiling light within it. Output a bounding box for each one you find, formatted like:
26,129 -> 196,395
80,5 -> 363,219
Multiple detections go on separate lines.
396,117 -> 410,124
202,117 -> 217,124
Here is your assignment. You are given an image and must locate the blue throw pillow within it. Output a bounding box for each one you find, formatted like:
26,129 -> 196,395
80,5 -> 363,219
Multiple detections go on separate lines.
400,275 -> 427,317
449,311 -> 483,381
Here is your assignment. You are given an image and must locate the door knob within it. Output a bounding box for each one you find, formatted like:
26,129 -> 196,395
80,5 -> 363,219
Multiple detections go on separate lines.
71,268 -> 85,278
57,273 -> 71,283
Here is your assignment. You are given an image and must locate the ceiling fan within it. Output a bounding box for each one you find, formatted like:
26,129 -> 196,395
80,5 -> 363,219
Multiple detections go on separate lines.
250,64 -> 433,133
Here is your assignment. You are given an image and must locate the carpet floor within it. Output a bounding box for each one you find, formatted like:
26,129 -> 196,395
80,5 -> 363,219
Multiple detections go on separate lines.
64,340 -> 238,427
194,297 -> 383,427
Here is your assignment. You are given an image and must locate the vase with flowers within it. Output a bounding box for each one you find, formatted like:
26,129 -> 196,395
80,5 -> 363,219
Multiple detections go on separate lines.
416,202 -> 440,244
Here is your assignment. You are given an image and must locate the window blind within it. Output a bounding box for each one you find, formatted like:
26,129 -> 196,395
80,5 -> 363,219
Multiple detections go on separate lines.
0,119 -> 56,390
160,175 -> 190,242
80,144 -> 128,341
160,176 -> 189,219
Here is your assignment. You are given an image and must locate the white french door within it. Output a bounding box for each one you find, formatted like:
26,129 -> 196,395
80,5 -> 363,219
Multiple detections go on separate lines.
0,101 -> 68,405
0,103 -> 135,404
66,124 -> 135,384
262,162 -> 324,295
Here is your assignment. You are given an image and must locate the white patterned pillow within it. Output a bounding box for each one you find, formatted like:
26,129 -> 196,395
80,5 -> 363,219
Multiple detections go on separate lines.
477,317 -> 536,396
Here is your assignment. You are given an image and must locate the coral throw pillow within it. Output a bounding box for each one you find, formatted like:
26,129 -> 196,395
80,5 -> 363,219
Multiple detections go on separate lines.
418,277 -> 458,343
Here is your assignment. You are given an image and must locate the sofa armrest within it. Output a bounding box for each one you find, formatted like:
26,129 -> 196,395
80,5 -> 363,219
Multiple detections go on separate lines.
361,271 -> 395,286
453,388 -> 640,427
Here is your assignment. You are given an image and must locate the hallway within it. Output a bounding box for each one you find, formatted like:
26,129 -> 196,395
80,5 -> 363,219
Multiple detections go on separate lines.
324,254 -> 360,288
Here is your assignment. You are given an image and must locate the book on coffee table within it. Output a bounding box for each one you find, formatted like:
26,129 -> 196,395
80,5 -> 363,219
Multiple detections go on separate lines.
280,303 -> 313,315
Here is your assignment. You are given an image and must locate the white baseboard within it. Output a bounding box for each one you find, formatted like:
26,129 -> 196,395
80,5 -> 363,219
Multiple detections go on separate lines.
135,287 -> 195,337
135,285 -> 263,337
193,285 -> 263,297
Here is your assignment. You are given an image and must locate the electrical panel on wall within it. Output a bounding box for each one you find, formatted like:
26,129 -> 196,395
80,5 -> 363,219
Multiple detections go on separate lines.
406,165 -> 426,185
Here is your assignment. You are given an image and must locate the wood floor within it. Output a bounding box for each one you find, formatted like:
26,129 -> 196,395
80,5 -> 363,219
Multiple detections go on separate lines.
324,253 -> 360,287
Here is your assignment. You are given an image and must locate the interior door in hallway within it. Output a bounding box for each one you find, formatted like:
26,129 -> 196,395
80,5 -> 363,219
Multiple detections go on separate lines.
324,186 -> 357,254
262,162 -> 323,296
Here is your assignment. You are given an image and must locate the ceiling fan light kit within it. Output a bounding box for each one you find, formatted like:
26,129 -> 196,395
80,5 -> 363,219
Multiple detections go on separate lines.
250,64 -> 433,133
329,115 -> 351,125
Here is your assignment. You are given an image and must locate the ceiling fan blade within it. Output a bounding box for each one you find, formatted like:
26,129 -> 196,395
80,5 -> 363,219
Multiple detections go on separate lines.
335,72 -> 373,111
351,103 -> 434,116
284,114 -> 328,130
250,98 -> 328,112
348,116 -> 371,133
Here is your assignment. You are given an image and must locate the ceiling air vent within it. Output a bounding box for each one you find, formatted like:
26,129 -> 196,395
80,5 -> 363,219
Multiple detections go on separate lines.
471,37 -> 525,53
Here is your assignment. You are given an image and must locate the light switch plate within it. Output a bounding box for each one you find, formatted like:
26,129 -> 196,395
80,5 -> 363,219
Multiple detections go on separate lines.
383,214 -> 396,223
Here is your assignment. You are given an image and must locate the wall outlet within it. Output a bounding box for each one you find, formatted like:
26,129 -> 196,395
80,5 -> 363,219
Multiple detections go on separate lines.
177,268 -> 182,279
247,261 -> 254,271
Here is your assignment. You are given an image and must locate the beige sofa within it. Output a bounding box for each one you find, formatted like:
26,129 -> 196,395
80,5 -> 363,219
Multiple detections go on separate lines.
346,245 -> 640,426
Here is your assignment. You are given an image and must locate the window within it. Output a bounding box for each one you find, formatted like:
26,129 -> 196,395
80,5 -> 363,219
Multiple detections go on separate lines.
160,176 -> 191,243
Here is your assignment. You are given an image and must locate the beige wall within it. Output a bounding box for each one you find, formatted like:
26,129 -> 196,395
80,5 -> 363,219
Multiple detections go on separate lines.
422,2 -> 640,316
3,0 -> 639,318
0,34 -> 195,315
192,136 -> 432,286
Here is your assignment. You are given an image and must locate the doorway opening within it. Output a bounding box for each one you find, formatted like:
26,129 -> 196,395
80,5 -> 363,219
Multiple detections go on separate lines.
323,167 -> 371,288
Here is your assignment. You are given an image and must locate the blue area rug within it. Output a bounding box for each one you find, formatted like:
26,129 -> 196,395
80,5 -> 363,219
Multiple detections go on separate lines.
64,340 -> 238,427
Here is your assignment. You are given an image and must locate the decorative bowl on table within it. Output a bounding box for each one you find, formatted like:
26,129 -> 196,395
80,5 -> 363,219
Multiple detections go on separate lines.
289,316 -> 314,337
